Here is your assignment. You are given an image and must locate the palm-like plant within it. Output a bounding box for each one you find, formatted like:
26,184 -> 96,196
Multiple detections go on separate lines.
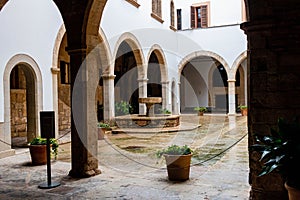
250,117 -> 300,189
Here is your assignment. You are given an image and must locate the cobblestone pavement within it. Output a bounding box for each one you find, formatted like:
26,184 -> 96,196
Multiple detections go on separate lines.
0,114 -> 250,199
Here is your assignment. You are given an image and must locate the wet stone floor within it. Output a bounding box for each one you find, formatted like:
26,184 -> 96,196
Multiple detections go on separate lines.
0,114 -> 250,199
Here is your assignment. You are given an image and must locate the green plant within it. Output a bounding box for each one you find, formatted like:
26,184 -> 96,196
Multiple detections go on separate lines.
250,117 -> 300,189
194,107 -> 207,112
156,144 -> 193,158
97,122 -> 110,129
159,108 -> 171,114
115,101 -> 133,115
29,137 -> 59,159
238,105 -> 247,109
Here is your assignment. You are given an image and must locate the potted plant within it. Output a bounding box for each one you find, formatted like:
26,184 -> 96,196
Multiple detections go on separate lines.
250,117 -> 300,199
156,144 -> 193,181
238,105 -> 248,116
194,107 -> 207,116
159,108 -> 171,115
97,122 -> 111,140
115,100 -> 133,116
28,137 -> 59,165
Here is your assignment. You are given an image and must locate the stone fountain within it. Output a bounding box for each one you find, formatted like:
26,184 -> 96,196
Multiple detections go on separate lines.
114,97 -> 180,129
138,97 -> 162,117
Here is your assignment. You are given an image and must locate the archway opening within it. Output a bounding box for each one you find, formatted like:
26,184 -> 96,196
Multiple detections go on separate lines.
114,41 -> 139,115
147,52 -> 162,113
180,56 -> 209,113
10,64 -> 37,147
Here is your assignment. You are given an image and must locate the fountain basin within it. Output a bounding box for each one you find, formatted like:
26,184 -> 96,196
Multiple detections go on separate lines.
115,114 -> 180,128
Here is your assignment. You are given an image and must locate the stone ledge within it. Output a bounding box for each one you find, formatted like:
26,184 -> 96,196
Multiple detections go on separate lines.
0,149 -> 15,159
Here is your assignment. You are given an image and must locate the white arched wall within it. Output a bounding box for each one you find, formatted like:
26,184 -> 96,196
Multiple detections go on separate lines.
178,50 -> 231,114
3,54 -> 43,151
146,44 -> 169,111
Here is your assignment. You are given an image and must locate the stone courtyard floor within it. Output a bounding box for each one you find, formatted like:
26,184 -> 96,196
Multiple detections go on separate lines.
0,114 -> 250,199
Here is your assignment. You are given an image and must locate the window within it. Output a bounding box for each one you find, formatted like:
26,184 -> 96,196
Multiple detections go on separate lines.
177,9 -> 182,30
170,1 -> 175,27
151,0 -> 163,22
152,0 -> 161,17
191,3 -> 209,28
60,61 -> 70,84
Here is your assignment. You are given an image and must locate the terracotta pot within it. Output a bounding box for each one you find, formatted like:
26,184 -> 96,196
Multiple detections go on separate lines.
241,108 -> 248,116
29,145 -> 47,165
198,111 -> 204,116
164,154 -> 192,181
285,182 -> 300,200
98,127 -> 106,140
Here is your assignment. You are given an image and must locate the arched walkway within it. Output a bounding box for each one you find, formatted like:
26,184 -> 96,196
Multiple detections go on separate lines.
147,45 -> 169,112
3,54 -> 43,148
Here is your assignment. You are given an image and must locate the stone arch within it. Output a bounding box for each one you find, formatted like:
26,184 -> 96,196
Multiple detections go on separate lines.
178,50 -> 229,78
178,51 -> 229,113
230,51 -> 247,79
147,45 -> 169,110
113,32 -> 145,79
0,0 -> 8,11
52,24 -> 112,130
3,54 -> 43,147
147,45 -> 168,82
229,51 -> 247,108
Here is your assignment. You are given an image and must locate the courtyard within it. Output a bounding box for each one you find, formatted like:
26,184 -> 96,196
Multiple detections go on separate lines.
0,114 -> 250,199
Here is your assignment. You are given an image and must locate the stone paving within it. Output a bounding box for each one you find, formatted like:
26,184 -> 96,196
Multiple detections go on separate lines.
0,114 -> 250,199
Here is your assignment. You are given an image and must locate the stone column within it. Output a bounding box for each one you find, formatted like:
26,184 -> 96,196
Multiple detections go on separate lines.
242,15 -> 300,199
51,67 -> 60,138
161,81 -> 170,111
102,74 -> 115,121
138,78 -> 147,115
67,48 -> 100,178
227,79 -> 236,115
177,82 -> 181,115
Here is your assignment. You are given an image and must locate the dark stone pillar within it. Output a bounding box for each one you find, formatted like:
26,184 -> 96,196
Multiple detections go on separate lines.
67,48 -> 100,178
242,3 -> 300,199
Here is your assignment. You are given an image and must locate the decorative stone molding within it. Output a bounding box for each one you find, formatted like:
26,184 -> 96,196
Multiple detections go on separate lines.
125,0 -> 140,8
151,13 -> 164,23
169,25 -> 177,31
51,67 -> 60,74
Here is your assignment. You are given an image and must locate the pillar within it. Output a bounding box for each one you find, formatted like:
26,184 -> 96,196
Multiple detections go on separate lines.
161,80 -> 170,111
51,67 -> 60,138
242,6 -> 300,199
102,74 -> 115,121
138,78 -> 147,115
67,48 -> 100,178
227,79 -> 236,115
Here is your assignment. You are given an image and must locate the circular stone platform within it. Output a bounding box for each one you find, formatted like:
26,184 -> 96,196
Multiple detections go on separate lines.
115,114 -> 180,129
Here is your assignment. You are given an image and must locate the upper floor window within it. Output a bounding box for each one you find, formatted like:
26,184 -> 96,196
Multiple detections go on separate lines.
151,0 -> 163,23
191,2 -> 210,29
170,1 -> 175,27
177,9 -> 182,30
152,0 -> 162,18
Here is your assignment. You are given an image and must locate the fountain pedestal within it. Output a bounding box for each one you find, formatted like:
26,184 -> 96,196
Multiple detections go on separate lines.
138,97 -> 162,117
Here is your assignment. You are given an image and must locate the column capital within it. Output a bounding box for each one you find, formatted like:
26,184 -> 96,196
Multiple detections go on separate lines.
51,67 -> 60,74
102,74 -> 116,80
137,78 -> 148,82
161,80 -> 170,84
227,79 -> 236,82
